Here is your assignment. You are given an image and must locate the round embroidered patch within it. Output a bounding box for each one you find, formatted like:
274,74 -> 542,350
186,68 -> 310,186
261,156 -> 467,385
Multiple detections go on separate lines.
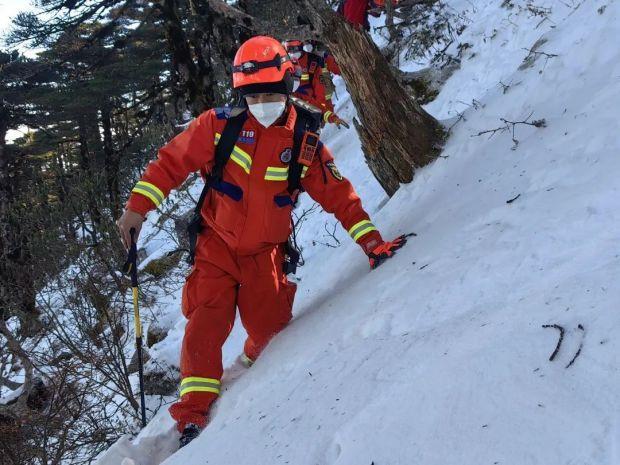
280,148 -> 293,163
326,161 -> 343,181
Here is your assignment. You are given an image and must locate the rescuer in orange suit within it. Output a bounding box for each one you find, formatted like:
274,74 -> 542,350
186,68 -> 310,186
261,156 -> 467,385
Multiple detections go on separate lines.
283,39 -> 348,128
116,36 -> 407,448
338,0 -> 398,30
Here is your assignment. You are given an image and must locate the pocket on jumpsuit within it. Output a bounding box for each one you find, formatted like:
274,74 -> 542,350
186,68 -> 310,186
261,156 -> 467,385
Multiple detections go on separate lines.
211,189 -> 243,234
284,279 -> 297,310
268,195 -> 294,244
276,241 -> 297,315
181,269 -> 199,319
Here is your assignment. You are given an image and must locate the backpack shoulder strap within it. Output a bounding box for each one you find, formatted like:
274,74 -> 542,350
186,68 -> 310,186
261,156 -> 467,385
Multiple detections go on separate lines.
306,53 -> 325,82
192,107 -> 248,216
211,107 -> 248,182
288,99 -> 322,195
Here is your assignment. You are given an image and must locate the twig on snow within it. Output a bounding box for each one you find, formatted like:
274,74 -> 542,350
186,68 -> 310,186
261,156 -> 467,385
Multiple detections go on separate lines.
565,324 -> 585,368
314,221 -> 341,248
542,324 -> 565,361
473,112 -> 547,150
506,193 -> 521,204
522,47 -> 558,59
498,80 -> 521,94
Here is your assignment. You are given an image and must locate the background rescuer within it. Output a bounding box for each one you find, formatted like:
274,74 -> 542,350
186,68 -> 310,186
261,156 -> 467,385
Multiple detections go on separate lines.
116,36 -> 407,447
283,39 -> 348,128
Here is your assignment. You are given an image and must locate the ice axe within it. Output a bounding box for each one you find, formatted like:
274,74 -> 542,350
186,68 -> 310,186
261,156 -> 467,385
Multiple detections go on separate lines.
335,117 -> 350,129
122,228 -> 147,428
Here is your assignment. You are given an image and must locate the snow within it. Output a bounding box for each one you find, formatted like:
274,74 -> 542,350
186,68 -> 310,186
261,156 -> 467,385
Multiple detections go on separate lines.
0,384 -> 24,405
96,1 -> 620,464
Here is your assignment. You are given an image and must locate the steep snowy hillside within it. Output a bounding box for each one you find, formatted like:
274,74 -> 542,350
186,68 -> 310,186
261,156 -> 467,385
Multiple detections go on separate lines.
98,1 -> 620,464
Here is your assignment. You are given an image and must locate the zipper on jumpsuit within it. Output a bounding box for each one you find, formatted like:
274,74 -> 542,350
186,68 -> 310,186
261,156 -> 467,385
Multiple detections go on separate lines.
236,121 -> 259,259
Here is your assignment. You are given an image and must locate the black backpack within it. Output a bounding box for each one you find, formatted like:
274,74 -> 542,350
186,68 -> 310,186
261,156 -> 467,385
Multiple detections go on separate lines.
186,100 -> 322,267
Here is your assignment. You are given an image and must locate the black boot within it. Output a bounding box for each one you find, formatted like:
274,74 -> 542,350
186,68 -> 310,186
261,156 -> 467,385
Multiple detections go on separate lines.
179,423 -> 202,448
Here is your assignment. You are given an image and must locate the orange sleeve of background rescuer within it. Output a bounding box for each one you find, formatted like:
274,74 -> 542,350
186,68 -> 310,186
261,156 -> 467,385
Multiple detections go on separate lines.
325,54 -> 341,75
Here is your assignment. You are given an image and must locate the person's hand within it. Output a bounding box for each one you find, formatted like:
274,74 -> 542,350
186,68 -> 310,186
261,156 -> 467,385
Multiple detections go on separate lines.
116,209 -> 145,250
325,111 -> 350,129
368,235 -> 408,269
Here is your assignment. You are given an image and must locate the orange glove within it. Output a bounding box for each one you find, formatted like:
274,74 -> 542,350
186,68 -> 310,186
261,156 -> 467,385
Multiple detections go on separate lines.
323,111 -> 350,129
368,234 -> 409,269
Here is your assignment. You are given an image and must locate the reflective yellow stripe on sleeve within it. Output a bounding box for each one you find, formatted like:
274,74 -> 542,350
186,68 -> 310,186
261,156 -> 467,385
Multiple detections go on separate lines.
179,376 -> 221,397
131,181 -> 165,207
323,111 -> 333,123
348,219 -> 377,242
301,166 -> 309,179
214,132 -> 252,174
301,73 -> 310,81
265,166 -> 289,181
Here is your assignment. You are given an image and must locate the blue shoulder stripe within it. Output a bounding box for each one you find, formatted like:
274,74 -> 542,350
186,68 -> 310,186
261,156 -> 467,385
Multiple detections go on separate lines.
215,106 -> 232,120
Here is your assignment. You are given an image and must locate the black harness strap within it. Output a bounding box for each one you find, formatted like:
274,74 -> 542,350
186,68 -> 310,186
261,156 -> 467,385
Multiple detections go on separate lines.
287,101 -> 322,196
306,53 -> 327,85
187,109 -> 248,264
284,101 -> 322,274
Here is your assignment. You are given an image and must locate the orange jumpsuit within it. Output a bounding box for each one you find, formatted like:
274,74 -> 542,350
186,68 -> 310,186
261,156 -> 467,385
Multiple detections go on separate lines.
294,52 -> 341,118
126,104 -> 382,431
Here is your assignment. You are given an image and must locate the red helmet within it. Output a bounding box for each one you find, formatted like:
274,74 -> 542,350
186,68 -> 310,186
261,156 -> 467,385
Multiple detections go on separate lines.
233,36 -> 295,93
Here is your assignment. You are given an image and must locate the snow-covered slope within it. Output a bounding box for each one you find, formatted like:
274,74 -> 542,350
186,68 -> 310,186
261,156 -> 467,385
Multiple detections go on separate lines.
98,1 -> 620,463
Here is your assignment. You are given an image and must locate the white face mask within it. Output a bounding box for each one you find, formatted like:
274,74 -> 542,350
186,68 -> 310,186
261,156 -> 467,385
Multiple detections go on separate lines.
303,43 -> 313,53
289,51 -> 302,60
248,101 -> 286,128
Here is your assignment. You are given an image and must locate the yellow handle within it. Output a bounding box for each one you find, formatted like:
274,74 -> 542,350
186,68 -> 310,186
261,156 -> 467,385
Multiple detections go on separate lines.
132,287 -> 142,339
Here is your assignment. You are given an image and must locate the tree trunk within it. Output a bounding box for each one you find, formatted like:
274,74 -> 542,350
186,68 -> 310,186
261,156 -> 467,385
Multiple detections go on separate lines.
0,107 -> 11,321
241,0 -> 444,195
77,116 -> 102,244
305,6 -> 444,195
0,107 -> 38,331
159,0 -> 213,115
101,104 -> 121,219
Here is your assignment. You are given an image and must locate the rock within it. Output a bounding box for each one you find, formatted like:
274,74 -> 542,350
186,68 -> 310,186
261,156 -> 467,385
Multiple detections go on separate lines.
398,60 -> 460,104
142,251 -> 183,279
146,323 -> 168,348
143,368 -> 179,396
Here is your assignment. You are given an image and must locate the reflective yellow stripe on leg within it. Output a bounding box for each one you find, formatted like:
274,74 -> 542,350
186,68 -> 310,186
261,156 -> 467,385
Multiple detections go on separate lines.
348,219 -> 377,242
179,376 -> 221,397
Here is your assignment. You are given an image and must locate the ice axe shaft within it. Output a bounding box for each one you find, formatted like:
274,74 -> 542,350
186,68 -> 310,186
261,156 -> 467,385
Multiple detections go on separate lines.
123,228 -> 147,428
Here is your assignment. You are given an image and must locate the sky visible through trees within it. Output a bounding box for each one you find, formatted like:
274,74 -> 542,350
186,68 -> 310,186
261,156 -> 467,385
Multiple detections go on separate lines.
1,1 -> 37,142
